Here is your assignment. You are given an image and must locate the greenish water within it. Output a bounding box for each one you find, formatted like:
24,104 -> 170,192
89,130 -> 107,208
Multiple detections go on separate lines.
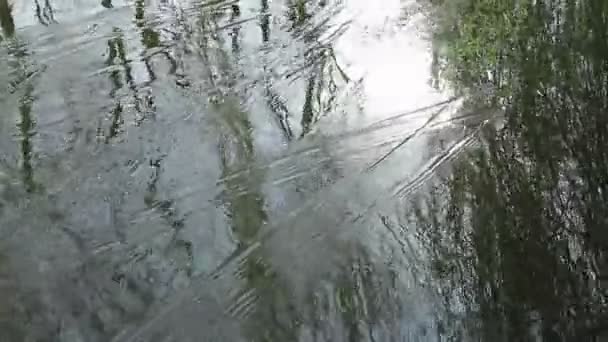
0,0 -> 607,341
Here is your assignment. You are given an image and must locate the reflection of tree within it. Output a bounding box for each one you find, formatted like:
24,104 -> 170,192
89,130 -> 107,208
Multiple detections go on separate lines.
17,83 -> 36,192
0,0 -> 15,38
104,18 -> 158,141
230,4 -> 240,55
321,246 -> 403,342
190,5 -> 295,339
0,10 -> 47,339
142,157 -> 191,273
214,94 -> 303,341
2,8 -> 40,192
256,0 -> 295,141
166,3 -> 393,340
285,0 -> 350,137
419,0 -> 608,340
34,0 -> 57,26
105,29 -> 128,141
135,0 -> 160,82
260,0 -> 270,43
287,0 -> 309,29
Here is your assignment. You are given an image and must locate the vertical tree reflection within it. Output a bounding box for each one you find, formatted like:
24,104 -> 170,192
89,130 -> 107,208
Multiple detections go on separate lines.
419,0 -> 608,340
17,84 -> 36,192
134,0 -> 160,82
284,0 -> 350,137
230,3 -> 240,55
33,0 -> 56,25
260,0 -> 270,43
2,4 -> 40,192
105,28 -> 127,141
0,0 -> 15,38
192,5 -> 297,340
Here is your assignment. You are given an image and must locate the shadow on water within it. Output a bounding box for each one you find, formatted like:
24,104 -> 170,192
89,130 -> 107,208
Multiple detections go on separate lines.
415,0 -> 608,340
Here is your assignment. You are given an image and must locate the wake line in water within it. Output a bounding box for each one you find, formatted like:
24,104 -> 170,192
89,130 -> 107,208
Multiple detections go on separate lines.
393,130 -> 479,198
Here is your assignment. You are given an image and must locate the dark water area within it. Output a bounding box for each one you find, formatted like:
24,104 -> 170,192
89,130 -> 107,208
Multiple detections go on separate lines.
0,0 -> 607,341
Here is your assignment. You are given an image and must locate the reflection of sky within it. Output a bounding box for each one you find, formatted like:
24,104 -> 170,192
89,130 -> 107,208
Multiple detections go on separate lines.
317,0 -> 461,189
338,0 -> 457,125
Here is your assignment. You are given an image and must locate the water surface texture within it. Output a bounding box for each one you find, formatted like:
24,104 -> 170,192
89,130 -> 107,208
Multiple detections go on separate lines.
1,0 -> 607,341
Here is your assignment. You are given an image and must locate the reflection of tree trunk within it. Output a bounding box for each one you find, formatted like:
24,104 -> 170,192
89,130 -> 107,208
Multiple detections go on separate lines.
230,4 -> 240,55
135,0 -> 159,83
260,0 -> 269,43
216,101 -> 297,340
43,0 -> 57,23
18,84 -> 36,192
300,74 -> 316,137
33,0 -> 47,26
133,0 -> 160,124
33,0 -> 56,25
105,30 -> 131,141
0,0 -> 15,37
5,28 -> 39,192
107,103 -> 123,141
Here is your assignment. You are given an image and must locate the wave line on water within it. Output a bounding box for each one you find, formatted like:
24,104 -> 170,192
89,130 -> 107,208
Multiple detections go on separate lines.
366,103 -> 451,171
392,126 -> 481,198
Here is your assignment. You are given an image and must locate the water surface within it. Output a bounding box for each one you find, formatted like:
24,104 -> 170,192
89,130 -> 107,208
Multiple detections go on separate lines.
1,0 -> 607,341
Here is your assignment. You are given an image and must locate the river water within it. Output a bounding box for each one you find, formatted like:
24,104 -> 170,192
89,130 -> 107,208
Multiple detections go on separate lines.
1,0 -> 606,341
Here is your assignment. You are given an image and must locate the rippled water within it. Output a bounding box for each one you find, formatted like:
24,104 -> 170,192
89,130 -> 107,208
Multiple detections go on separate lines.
0,0 -> 467,340
2,0 -> 607,341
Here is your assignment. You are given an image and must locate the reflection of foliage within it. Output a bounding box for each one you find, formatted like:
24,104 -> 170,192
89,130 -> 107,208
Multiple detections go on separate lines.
287,0 -> 311,29
431,0 -> 527,103
422,0 -> 608,340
